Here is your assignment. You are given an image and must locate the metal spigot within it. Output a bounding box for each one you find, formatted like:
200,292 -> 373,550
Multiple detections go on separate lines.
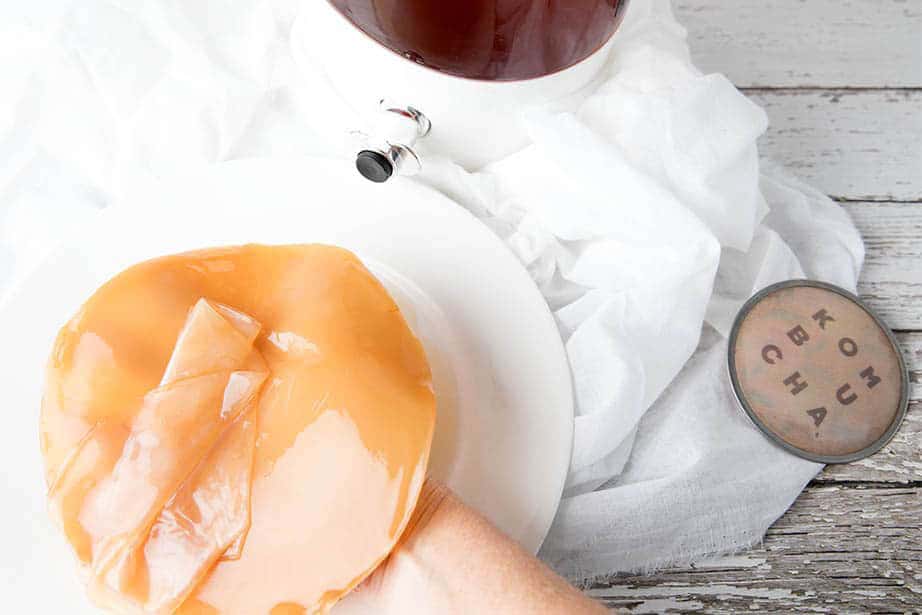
354,100 -> 431,183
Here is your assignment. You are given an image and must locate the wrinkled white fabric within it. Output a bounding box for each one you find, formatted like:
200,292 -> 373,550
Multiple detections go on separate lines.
0,0 -> 863,582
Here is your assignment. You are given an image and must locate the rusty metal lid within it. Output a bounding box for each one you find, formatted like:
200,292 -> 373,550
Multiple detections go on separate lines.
728,280 -> 909,464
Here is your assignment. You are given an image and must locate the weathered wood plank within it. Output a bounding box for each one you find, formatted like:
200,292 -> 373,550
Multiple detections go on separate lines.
590,5 -> 922,612
589,485 -> 922,613
749,89 -> 922,202
674,0 -> 922,88
758,201 -> 922,481
812,330 -> 919,484
847,201 -> 922,330
896,334 -> 922,404
817,399 -> 921,484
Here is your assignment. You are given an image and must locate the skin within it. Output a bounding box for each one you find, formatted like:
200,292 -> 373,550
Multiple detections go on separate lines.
356,480 -> 608,615
44,246 -> 598,613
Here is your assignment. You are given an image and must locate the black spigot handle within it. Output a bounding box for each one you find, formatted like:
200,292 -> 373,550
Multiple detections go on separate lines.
356,150 -> 393,183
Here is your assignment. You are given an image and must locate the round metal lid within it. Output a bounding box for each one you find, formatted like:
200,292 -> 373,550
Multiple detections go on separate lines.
728,280 -> 909,464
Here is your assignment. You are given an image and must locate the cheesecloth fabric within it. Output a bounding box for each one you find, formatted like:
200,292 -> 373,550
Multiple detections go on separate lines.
0,0 -> 863,582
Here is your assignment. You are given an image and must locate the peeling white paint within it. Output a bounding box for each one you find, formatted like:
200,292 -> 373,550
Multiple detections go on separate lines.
591,584 -> 800,601
689,554 -> 768,570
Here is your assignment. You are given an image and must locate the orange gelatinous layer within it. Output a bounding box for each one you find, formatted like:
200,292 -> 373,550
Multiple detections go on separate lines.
41,244 -> 436,614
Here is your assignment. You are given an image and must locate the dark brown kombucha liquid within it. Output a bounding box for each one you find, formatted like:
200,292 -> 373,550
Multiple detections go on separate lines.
329,0 -> 630,81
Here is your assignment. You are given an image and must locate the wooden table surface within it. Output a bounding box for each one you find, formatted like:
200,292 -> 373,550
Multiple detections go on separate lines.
591,2 -> 922,612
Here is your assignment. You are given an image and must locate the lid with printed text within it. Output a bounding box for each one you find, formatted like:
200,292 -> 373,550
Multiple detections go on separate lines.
728,280 -> 909,464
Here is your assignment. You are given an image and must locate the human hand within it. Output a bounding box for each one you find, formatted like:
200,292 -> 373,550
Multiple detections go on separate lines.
347,480 -> 607,615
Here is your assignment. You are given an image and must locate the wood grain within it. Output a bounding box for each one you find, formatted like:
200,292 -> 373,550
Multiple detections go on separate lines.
814,333 -> 920,484
847,201 -> 922,330
595,4 -> 922,612
749,89 -> 922,202
674,0 -> 922,88
589,485 -> 922,613
817,403 -> 920,485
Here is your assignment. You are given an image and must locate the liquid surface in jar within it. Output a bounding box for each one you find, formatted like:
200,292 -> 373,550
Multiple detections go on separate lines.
329,0 -> 630,81
41,244 -> 436,614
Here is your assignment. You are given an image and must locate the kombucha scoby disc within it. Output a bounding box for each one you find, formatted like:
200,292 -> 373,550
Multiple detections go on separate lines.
40,244 -> 436,614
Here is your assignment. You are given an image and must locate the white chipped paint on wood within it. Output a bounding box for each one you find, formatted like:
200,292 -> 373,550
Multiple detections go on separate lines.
749,89 -> 922,202
813,328 -> 920,485
818,398 -> 920,483
686,553 -> 768,571
587,3 -> 922,611
846,201 -> 922,330
896,333 -> 922,403
674,0 -> 922,88
590,486 -> 922,613
813,329 -> 919,484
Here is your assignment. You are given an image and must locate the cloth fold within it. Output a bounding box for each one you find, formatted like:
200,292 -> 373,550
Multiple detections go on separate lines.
1,0 -> 864,583
386,2 -> 864,577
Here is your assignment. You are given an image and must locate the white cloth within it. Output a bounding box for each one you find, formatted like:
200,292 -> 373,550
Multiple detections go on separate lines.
0,0 -> 863,583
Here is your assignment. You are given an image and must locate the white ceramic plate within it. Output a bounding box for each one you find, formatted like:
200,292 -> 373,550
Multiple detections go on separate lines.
0,158 -> 572,613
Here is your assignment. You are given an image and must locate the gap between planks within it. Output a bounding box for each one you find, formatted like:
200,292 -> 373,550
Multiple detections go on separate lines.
748,89 -> 922,202
588,485 -> 922,613
844,201 -> 922,331
813,335 -> 920,484
743,86 -> 922,93
674,0 -> 922,89
638,5 -> 922,611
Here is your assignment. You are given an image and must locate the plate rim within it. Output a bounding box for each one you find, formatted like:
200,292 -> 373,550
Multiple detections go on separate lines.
2,156 -> 574,559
